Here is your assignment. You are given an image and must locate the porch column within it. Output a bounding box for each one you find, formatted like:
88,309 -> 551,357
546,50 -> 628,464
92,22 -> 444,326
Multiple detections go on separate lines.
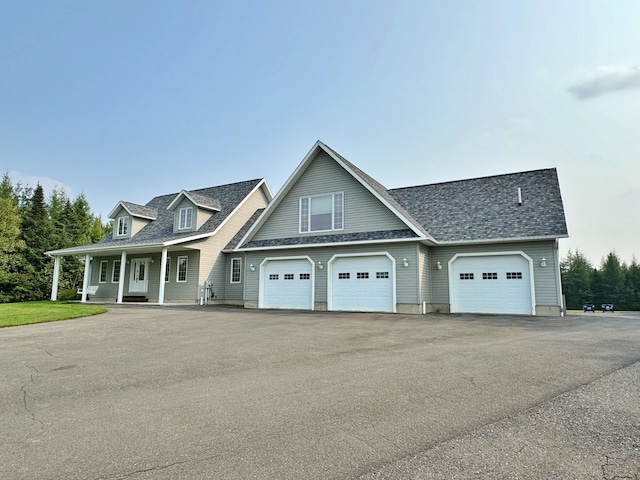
81,254 -> 91,303
117,251 -> 127,303
158,247 -> 168,305
50,256 -> 61,301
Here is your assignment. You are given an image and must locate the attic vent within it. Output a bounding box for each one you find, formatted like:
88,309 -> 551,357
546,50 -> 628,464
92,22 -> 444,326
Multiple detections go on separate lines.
517,187 -> 523,206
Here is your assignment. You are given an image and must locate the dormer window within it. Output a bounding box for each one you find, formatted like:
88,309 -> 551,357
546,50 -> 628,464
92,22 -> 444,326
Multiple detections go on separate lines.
300,192 -> 343,233
116,216 -> 129,237
178,207 -> 193,230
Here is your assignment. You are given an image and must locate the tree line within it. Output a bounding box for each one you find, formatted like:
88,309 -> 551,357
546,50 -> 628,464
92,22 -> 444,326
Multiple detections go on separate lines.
0,173 -> 111,303
1,171 -> 638,310
561,250 -> 640,311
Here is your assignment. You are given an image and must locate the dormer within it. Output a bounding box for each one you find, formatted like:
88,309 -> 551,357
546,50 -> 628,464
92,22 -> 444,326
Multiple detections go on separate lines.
108,201 -> 158,239
167,190 -> 221,234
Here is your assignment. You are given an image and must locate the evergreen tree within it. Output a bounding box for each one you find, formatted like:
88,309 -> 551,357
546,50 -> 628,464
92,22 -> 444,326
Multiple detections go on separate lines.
596,252 -> 628,308
560,250 -> 594,309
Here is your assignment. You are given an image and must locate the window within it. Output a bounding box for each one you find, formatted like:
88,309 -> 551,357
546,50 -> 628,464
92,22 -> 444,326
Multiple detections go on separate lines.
99,261 -> 108,283
112,260 -> 121,283
284,274 -> 294,280
178,207 -> 193,230
177,256 -> 188,282
300,273 -> 310,280
459,273 -> 474,280
116,216 -> 129,237
482,272 -> 498,280
269,274 -> 279,280
357,272 -> 369,279
338,272 -> 350,279
164,257 -> 171,283
231,258 -> 242,283
376,271 -> 389,279
507,272 -> 523,280
299,192 -> 344,233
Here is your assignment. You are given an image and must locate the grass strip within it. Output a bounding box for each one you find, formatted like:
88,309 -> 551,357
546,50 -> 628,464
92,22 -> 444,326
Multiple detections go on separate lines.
0,301 -> 107,328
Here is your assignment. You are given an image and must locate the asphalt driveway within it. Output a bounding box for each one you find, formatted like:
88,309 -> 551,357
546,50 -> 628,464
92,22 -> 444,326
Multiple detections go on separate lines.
1,306 -> 638,479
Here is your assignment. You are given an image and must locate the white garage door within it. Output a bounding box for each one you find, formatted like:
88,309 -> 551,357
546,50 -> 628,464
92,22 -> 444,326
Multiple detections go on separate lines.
330,255 -> 394,313
261,258 -> 313,310
451,255 -> 533,315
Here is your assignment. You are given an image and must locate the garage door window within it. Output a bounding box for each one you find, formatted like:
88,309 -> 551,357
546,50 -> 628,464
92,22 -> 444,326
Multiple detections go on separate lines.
300,273 -> 310,280
356,272 -> 369,279
338,273 -> 350,279
507,272 -> 523,279
460,273 -> 474,280
376,272 -> 389,279
482,272 -> 498,280
269,274 -> 279,280
284,274 -> 294,280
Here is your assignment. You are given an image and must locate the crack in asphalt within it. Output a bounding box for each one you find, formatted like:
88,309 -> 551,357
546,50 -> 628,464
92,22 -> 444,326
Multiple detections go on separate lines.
92,459 -> 192,480
20,363 -> 40,423
601,451 -> 640,480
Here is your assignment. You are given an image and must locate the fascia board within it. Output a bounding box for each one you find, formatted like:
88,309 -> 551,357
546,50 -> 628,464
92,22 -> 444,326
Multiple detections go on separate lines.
108,201 -> 130,220
436,234 -> 569,246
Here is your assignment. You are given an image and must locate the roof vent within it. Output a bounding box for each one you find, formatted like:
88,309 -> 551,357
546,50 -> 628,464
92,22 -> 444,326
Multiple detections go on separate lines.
517,187 -> 523,206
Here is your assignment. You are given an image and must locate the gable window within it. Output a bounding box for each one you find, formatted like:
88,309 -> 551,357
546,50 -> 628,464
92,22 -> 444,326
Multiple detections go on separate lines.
177,256 -> 188,282
99,261 -> 108,283
178,207 -> 193,230
231,258 -> 242,283
112,260 -> 121,283
300,192 -> 343,233
164,258 -> 171,283
116,216 -> 129,237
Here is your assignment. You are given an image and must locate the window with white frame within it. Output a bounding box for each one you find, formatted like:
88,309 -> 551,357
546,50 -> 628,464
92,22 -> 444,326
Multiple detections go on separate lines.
230,258 -> 242,283
164,257 -> 171,283
177,256 -> 188,282
99,261 -> 108,283
112,260 -> 121,283
178,207 -> 193,230
300,192 -> 343,233
116,216 -> 129,237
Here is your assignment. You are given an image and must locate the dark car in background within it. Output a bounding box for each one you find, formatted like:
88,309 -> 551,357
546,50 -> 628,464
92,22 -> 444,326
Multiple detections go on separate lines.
583,304 -> 596,312
602,304 -> 615,312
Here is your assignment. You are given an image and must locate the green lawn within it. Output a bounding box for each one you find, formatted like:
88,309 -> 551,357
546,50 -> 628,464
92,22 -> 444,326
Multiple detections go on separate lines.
0,301 -> 108,328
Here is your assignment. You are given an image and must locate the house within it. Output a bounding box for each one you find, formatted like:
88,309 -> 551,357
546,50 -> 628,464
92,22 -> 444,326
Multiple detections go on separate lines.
46,179 -> 272,304
225,141 -> 568,316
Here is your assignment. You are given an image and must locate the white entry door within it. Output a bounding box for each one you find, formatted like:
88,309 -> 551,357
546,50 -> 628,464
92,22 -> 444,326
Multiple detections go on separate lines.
129,259 -> 149,293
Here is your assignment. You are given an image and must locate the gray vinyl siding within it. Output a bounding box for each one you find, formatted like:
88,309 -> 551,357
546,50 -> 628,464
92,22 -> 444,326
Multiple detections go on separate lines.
252,152 -> 407,241
429,240 -> 561,307
224,255 -> 246,300
243,242 -> 420,304
190,187 -> 269,301
87,256 -> 121,300
419,243 -> 432,303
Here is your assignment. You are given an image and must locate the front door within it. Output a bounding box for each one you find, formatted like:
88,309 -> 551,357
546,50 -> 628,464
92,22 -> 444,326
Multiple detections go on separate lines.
129,259 -> 149,293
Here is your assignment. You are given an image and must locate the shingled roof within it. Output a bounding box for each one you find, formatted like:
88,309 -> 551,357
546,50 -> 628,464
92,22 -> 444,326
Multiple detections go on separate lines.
47,179 -> 265,255
389,168 -> 568,242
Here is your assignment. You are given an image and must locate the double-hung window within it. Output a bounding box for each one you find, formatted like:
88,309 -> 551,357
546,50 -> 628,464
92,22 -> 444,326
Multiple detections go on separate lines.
177,256 -> 188,282
164,257 -> 171,283
299,192 -> 343,233
112,260 -> 121,283
178,207 -> 193,230
231,258 -> 242,283
116,216 -> 129,237
99,261 -> 108,283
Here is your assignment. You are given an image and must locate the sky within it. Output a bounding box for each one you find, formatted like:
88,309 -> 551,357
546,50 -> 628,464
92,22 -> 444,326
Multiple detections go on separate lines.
1,0 -> 639,266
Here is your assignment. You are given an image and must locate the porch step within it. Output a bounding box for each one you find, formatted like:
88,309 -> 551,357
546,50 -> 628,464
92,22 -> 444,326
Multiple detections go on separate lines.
122,296 -> 149,303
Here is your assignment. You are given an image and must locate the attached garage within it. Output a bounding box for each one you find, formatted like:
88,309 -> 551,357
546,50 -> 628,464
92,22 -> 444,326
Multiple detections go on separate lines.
450,253 -> 534,315
260,257 -> 314,310
328,254 -> 395,313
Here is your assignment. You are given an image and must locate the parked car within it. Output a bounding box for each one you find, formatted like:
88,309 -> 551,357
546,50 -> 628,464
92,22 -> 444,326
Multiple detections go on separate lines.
601,304 -> 614,313
583,304 -> 596,312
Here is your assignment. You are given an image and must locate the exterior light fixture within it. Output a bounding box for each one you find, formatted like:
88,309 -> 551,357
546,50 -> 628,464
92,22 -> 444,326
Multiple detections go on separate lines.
402,258 -> 409,268
317,261 -> 324,270
249,264 -> 256,272
436,261 -> 442,270
540,258 -> 547,268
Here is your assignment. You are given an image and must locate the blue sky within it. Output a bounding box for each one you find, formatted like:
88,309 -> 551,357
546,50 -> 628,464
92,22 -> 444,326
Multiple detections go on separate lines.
2,1 -> 639,265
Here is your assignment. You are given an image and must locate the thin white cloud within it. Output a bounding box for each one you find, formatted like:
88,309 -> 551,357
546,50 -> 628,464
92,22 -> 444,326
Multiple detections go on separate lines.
7,170 -> 74,198
568,65 -> 640,99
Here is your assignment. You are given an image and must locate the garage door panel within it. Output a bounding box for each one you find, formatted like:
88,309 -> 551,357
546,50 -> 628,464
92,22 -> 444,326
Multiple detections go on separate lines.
262,259 -> 313,310
330,255 -> 394,313
451,255 -> 532,315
